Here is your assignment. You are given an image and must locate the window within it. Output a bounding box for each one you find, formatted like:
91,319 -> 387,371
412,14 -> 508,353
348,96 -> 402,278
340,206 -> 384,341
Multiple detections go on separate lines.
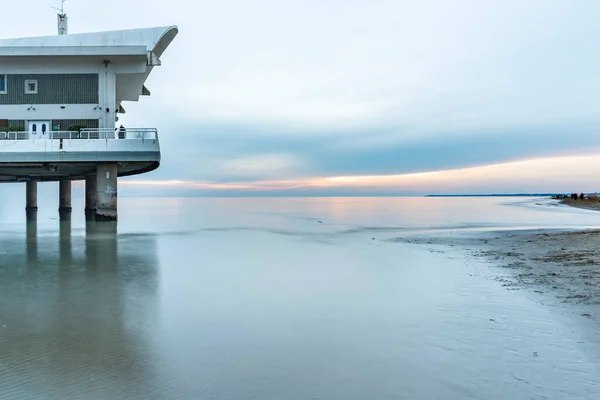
24,79 -> 38,94
0,75 -> 6,94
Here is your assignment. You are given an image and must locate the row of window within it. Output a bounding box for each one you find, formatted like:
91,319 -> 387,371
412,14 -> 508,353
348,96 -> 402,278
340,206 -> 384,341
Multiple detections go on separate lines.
0,75 -> 38,94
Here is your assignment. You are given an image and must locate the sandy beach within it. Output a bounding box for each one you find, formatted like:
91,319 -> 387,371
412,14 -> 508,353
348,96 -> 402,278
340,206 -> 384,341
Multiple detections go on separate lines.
392,222 -> 600,320
560,198 -> 600,211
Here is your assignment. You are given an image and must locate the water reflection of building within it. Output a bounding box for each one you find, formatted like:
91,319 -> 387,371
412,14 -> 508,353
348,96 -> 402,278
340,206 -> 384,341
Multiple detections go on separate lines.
0,219 -> 161,398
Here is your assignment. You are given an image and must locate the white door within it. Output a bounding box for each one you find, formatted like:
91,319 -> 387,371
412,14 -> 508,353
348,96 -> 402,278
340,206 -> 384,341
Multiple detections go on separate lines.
28,121 -> 51,139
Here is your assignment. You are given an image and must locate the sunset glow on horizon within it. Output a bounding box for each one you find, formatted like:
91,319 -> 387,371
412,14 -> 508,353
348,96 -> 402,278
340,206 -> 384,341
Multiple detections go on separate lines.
120,153 -> 600,195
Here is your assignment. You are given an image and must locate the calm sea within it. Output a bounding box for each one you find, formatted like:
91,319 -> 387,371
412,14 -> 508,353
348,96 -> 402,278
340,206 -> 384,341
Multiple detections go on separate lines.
0,195 -> 599,399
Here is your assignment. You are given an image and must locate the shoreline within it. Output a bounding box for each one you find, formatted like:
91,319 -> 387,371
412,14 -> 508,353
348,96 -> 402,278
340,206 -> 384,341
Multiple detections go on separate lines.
560,198 -> 600,211
391,228 -> 600,320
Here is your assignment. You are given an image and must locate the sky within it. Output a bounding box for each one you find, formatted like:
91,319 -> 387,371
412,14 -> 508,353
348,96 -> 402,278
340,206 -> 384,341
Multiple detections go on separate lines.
3,0 -> 600,196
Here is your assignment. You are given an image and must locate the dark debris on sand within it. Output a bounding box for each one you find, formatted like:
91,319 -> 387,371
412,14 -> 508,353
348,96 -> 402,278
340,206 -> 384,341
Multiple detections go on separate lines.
389,230 -> 600,317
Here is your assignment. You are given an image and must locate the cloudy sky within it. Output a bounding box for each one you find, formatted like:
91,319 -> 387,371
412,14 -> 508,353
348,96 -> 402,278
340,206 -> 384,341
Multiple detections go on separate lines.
4,0 -> 600,195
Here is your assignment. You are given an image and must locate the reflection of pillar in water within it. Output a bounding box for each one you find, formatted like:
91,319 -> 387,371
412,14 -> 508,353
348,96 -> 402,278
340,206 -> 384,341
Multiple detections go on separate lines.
26,216 -> 37,262
82,219 -> 133,390
86,220 -> 118,271
84,220 -> 120,338
4,218 -> 162,398
59,218 -> 72,272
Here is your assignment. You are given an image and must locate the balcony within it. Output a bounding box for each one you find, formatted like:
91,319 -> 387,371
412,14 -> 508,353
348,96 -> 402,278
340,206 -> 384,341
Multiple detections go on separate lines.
0,128 -> 159,140
0,128 -> 161,181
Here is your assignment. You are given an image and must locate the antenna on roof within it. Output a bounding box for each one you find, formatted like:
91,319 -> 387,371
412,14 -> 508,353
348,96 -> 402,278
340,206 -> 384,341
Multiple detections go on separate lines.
51,0 -> 68,35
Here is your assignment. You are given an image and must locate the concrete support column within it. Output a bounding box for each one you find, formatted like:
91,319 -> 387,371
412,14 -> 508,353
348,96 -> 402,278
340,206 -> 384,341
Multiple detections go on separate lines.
26,180 -> 38,218
59,179 -> 72,217
85,174 -> 98,219
96,164 -> 118,221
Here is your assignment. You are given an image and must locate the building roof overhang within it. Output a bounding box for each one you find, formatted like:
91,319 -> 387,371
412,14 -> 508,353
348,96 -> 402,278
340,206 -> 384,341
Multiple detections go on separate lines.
0,26 -> 178,57
0,26 -> 178,103
0,45 -> 148,57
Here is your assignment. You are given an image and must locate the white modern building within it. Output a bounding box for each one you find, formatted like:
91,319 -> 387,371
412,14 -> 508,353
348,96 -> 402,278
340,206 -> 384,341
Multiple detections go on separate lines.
0,18 -> 178,220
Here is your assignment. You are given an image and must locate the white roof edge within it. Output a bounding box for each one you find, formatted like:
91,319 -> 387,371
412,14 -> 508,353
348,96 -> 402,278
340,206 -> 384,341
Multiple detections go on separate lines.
0,25 -> 179,58
0,45 -> 148,57
153,26 -> 178,57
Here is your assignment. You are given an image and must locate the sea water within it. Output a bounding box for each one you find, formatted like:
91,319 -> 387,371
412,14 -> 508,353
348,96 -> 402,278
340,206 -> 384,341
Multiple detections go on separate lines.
0,196 -> 598,399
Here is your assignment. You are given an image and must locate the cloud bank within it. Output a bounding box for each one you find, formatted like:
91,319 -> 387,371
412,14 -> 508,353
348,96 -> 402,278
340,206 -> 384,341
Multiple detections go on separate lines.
3,0 -> 600,195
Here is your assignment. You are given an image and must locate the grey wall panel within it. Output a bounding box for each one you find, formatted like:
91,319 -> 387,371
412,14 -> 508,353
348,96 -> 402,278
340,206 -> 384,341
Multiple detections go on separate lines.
0,74 -> 99,105
2,119 -> 98,130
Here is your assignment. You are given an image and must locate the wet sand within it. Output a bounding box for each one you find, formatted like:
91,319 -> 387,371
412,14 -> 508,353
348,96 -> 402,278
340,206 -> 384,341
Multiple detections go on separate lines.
391,228 -> 600,320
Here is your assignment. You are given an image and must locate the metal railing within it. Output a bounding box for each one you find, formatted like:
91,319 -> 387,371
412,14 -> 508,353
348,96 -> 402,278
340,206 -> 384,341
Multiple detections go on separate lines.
0,128 -> 158,140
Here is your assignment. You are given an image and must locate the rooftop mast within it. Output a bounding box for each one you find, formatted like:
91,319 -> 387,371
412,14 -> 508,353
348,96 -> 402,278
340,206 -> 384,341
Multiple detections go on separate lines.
51,0 -> 68,35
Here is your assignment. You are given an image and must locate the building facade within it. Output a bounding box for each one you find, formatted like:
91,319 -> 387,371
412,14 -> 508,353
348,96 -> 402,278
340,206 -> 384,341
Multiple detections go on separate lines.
0,73 -> 99,133
0,25 -> 178,220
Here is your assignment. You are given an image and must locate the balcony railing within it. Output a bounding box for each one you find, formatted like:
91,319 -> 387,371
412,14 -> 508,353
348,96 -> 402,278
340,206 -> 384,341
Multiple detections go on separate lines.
0,128 -> 158,140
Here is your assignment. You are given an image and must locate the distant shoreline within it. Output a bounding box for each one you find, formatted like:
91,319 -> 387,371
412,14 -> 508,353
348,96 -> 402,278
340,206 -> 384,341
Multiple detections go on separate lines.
425,194 -> 600,212
559,198 -> 600,211
426,194 -> 556,197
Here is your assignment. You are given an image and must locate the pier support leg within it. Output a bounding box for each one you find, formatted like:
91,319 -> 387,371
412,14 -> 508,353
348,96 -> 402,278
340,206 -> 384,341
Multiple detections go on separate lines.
96,164 -> 118,221
59,179 -> 72,218
85,174 -> 97,219
26,180 -> 38,219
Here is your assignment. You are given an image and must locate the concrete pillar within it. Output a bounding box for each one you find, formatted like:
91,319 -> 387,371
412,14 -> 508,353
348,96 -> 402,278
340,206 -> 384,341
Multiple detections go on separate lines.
59,179 -> 72,217
26,180 -> 38,217
96,164 -> 118,221
85,174 -> 98,219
